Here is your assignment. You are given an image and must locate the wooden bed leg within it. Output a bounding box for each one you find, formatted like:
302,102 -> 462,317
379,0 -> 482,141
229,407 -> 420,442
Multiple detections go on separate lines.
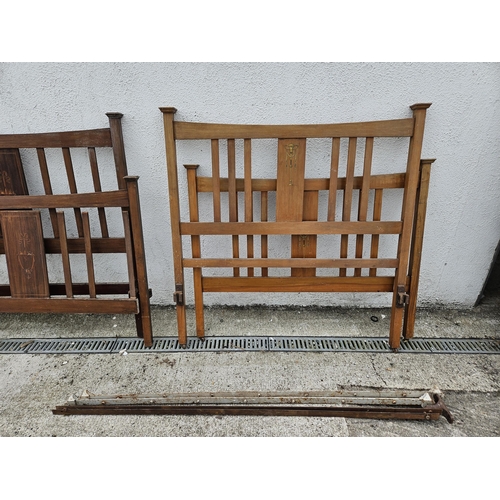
125,176 -> 153,347
389,292 -> 403,350
184,164 -> 205,339
403,160 -> 435,339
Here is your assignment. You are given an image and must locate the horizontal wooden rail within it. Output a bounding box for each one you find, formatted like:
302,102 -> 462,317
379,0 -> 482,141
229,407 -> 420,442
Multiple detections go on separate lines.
196,173 -> 406,193
184,258 -> 399,269
180,221 -> 403,236
202,276 -> 398,293
0,190 -> 129,210
0,297 -> 139,314
174,118 -> 414,140
0,238 -> 127,255
0,129 -> 113,148
0,283 -> 131,297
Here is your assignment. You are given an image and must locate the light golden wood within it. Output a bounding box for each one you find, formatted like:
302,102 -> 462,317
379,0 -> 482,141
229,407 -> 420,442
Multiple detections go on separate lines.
162,105 -> 433,349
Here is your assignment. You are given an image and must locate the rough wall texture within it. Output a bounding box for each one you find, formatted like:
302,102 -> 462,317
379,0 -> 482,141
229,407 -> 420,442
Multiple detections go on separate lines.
1,62 -> 499,308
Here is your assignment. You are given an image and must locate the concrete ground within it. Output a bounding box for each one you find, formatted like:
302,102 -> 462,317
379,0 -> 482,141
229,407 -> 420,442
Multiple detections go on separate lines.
0,288 -> 498,438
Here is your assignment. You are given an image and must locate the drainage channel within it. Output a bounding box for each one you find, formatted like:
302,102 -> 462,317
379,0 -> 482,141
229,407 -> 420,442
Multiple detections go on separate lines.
1,336 -> 499,355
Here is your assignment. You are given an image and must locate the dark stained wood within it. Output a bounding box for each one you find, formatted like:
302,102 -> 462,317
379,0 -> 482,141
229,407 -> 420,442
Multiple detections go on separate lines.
88,147 -> 109,237
0,297 -> 138,314
0,113 -> 153,346
0,129 -> 113,149
36,148 -> 59,237
0,149 -> 28,195
0,211 -> 50,298
57,211 -> 73,298
0,191 -> 130,210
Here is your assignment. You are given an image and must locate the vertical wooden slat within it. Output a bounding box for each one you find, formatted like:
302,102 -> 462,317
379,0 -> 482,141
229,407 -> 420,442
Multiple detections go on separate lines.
211,139 -> 221,222
185,164 -> 205,338
339,137 -> 357,277
160,107 -> 186,346
354,137 -> 374,276
369,189 -> 384,277
327,137 -> 340,222
62,147 -> 84,237
121,210 -> 137,299
227,139 -> 240,277
403,160 -> 435,339
82,211 -> 96,298
36,148 -> 59,237
261,191 -> 268,277
57,211 -> 73,298
88,147 -> 109,238
389,103 -> 431,349
244,139 -> 254,277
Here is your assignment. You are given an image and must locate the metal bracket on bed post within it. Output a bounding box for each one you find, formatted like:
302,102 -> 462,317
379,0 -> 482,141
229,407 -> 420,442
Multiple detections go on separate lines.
173,283 -> 184,305
396,285 -> 409,307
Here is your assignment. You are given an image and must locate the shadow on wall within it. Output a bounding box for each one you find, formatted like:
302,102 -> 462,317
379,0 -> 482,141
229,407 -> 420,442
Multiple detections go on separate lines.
476,240 -> 500,305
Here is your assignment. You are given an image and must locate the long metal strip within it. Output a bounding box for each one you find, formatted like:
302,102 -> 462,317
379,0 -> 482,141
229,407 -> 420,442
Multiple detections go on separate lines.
52,389 -> 453,422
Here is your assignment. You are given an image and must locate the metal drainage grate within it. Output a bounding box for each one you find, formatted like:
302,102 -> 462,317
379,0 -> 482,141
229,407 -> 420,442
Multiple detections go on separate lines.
270,337 -> 391,352
113,336 -> 269,353
0,336 -> 499,355
398,338 -> 500,354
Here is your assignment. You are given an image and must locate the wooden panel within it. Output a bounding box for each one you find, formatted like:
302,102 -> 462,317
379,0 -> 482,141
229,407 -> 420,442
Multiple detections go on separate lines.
173,118 -> 414,140
291,191 -> 319,277
0,211 -> 50,298
276,139 -> 306,222
0,149 -> 28,195
0,129 -> 113,148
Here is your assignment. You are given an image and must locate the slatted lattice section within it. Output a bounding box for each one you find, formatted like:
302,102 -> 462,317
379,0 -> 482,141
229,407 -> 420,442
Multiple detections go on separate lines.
161,105 -> 433,348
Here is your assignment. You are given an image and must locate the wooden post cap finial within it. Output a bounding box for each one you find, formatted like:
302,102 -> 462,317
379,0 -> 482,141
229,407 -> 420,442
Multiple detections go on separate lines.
159,107 -> 177,114
410,103 -> 432,110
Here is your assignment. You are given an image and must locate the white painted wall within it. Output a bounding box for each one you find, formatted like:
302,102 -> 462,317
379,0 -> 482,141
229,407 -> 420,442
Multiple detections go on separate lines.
1,62 -> 499,308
